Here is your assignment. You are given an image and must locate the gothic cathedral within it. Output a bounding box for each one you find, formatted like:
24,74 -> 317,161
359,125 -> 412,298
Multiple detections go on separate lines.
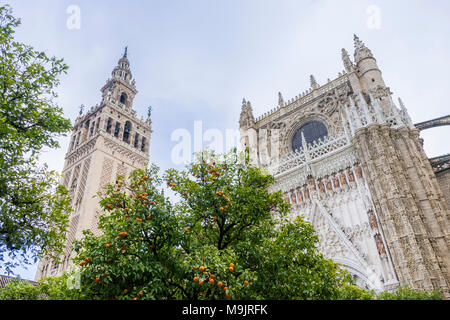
35,50 -> 152,279
239,35 -> 450,297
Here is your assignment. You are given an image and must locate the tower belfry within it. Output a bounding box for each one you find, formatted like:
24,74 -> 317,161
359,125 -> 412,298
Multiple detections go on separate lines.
35,50 -> 152,279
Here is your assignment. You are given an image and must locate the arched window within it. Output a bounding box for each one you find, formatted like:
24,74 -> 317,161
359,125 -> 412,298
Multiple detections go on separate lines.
120,92 -> 128,106
141,137 -> 146,152
106,118 -> 112,133
134,133 -> 140,148
291,120 -> 328,152
123,121 -> 132,143
114,122 -> 121,138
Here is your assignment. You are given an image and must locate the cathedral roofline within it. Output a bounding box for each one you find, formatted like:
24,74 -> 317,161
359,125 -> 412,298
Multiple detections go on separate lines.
253,71 -> 351,125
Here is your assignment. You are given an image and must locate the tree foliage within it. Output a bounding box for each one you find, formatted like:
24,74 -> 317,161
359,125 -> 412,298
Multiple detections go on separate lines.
0,150 -> 443,300
0,272 -> 86,300
0,5 -> 72,273
70,150 -> 353,300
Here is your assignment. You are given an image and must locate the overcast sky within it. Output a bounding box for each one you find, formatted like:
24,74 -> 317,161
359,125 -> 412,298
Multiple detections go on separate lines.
4,0 -> 450,279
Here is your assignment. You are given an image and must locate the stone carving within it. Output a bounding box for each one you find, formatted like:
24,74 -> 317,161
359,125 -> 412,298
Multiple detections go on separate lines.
375,234 -> 386,255
368,209 -> 378,229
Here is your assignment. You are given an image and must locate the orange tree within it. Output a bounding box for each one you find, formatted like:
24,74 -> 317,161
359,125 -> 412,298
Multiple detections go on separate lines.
73,150 -> 354,300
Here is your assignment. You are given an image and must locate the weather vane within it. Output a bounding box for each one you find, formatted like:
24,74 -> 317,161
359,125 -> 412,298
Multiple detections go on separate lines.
147,105 -> 152,118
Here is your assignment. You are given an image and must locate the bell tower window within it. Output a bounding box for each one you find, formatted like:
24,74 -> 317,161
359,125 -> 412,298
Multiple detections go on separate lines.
141,137 -> 146,152
134,133 -> 139,148
114,122 -> 121,138
106,118 -> 112,133
120,92 -> 128,106
123,121 -> 132,143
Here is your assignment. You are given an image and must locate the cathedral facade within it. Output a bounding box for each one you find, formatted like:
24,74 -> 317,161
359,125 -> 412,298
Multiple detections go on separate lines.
35,50 -> 152,279
239,35 -> 450,296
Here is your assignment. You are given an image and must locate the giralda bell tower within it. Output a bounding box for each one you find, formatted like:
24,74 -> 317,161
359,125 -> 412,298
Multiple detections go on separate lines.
35,48 -> 152,279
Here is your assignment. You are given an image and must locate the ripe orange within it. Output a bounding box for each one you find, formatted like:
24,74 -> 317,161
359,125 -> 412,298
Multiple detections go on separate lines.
94,277 -> 99,283
125,207 -> 130,212
79,260 -> 86,267
133,297 -> 137,300
226,293 -> 231,299
193,277 -> 199,282
217,281 -> 223,288
223,286 -> 228,291
229,263 -> 234,268
228,266 -> 234,272
119,231 -> 127,237
213,216 -> 217,221
123,289 -> 128,294
224,205 -> 228,210
184,228 -> 189,232
106,243 -> 111,248
244,280 -> 249,286
199,266 -> 205,272
116,198 -> 120,202
209,278 -> 214,285
107,204 -> 113,210
199,280 -> 204,286
219,207 -> 224,211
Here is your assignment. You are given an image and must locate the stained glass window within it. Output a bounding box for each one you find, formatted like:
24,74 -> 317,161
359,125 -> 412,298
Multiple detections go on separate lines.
291,121 -> 328,152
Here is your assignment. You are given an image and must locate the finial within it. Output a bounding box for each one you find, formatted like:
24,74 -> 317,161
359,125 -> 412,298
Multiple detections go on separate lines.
79,104 -> 85,115
341,48 -> 353,72
278,92 -> 284,107
353,34 -> 373,62
398,97 -> 405,109
353,34 -> 363,48
310,75 -> 318,89
147,106 -> 152,119
242,98 -> 247,108
123,46 -> 128,58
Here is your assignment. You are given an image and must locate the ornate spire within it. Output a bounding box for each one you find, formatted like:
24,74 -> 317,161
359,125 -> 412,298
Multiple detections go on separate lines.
278,92 -> 285,107
310,75 -> 319,89
111,47 -> 133,84
239,98 -> 255,129
353,34 -> 373,62
353,34 -> 363,49
147,106 -> 152,119
341,48 -> 354,72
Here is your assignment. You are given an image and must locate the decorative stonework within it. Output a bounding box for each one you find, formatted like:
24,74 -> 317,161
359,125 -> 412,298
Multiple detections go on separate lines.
240,35 -> 450,295
35,50 -> 152,280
